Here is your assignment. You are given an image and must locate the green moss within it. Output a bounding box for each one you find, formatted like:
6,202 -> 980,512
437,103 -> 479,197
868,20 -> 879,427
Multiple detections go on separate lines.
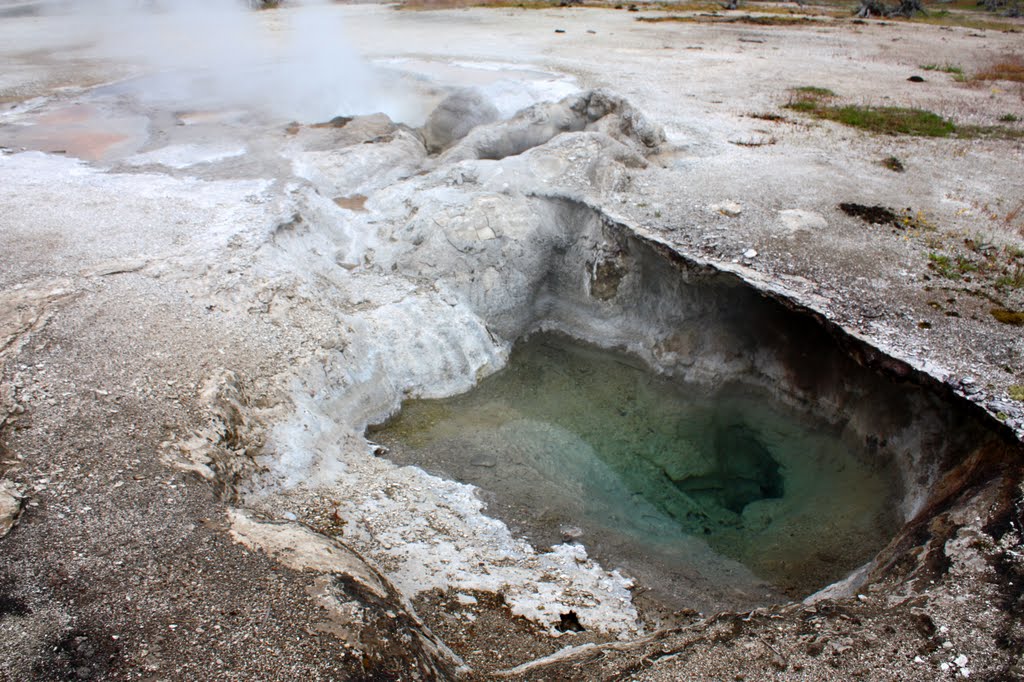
1008,385 -> 1024,402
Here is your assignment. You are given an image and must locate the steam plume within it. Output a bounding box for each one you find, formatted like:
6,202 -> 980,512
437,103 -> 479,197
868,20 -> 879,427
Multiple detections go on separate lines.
45,0 -> 405,123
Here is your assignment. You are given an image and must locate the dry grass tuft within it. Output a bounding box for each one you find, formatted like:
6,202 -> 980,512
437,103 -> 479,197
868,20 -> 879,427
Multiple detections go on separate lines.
974,55 -> 1024,84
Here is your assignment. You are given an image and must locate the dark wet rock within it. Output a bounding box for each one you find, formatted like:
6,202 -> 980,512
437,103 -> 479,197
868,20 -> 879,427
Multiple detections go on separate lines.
839,202 -> 901,227
312,115 -> 353,129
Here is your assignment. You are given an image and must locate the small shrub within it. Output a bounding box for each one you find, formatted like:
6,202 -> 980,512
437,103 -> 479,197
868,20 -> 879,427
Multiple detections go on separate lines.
1009,385 -> 1024,401
881,155 -> 905,172
1000,113 -> 1021,122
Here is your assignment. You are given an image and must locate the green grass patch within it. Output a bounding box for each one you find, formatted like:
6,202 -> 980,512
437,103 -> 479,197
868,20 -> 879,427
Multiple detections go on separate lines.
999,114 -> 1021,123
784,87 -> 1024,139
786,100 -> 821,113
1009,385 -> 1024,402
829,106 -> 955,137
793,86 -> 837,97
786,94 -> 955,137
920,63 -> 964,76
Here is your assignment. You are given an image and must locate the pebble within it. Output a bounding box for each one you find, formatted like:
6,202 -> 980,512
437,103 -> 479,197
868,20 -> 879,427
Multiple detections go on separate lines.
743,249 -> 758,259
714,201 -> 743,217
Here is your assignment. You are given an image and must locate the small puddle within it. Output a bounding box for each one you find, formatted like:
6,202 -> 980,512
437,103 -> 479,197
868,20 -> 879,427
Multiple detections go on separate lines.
371,332 -> 903,614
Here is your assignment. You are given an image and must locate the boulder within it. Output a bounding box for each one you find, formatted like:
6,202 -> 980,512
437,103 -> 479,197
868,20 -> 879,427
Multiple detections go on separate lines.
421,88 -> 500,154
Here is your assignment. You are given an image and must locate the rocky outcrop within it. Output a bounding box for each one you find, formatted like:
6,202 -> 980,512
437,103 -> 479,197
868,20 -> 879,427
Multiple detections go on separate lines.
228,509 -> 470,680
439,89 -> 666,163
163,369 -> 263,502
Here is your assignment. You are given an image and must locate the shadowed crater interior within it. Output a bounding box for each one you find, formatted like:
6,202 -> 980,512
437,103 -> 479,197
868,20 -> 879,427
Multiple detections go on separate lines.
366,202 -> 1004,616
370,333 -> 908,613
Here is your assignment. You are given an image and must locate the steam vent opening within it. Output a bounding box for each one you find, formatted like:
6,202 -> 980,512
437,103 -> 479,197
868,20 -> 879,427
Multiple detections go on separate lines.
369,208 -> 1001,616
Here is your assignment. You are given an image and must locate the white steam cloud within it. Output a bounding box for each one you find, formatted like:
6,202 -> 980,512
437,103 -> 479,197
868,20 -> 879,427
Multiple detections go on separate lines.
46,0 -> 414,123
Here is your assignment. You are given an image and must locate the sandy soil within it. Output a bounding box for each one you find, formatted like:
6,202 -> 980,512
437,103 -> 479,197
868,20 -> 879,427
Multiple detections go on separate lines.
2,3 -> 1024,680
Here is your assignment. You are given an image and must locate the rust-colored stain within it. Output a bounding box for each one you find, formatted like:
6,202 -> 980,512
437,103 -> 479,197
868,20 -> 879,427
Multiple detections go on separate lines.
0,104 -> 146,161
35,105 -> 97,125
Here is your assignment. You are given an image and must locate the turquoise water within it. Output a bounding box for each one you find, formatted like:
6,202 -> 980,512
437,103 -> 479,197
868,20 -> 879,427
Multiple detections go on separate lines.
372,333 -> 902,611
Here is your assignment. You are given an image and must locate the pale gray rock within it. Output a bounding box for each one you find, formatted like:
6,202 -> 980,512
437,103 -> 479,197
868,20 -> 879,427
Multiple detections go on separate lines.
441,89 -> 665,163
778,209 -> 828,233
0,479 -> 24,537
421,88 -> 500,154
